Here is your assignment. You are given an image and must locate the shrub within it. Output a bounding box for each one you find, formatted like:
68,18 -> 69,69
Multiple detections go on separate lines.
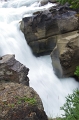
60,89 -> 79,120
57,0 -> 79,9
74,66 -> 79,78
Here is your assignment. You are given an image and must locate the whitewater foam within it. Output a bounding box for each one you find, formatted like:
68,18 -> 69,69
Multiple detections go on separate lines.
0,0 -> 79,118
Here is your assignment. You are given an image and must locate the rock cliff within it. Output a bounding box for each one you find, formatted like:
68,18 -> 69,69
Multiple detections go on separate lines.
20,5 -> 78,56
51,31 -> 79,78
0,54 -> 48,120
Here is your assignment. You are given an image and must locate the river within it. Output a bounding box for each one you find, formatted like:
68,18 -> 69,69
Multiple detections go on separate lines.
0,0 -> 79,118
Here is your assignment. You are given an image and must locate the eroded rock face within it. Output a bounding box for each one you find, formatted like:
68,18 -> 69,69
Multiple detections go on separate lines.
51,31 -> 79,78
0,54 -> 29,86
20,5 -> 78,56
0,82 -> 47,120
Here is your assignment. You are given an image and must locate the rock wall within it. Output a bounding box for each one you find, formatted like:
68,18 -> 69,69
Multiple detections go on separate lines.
0,54 -> 48,120
51,31 -> 79,78
20,3 -> 79,78
20,5 -> 78,56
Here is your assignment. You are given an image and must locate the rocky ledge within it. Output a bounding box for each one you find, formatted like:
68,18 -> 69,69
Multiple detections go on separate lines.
0,54 -> 48,120
20,4 -> 78,56
20,3 -> 79,78
0,82 -> 48,120
51,31 -> 79,78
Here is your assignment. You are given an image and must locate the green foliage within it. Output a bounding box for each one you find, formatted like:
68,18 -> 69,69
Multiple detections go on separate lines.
74,66 -> 79,77
17,96 -> 37,105
57,0 -> 79,9
2,96 -> 37,109
8,103 -> 15,108
60,89 -> 79,120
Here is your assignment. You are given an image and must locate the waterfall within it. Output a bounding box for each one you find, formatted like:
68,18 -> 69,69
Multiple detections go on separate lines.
0,0 -> 79,118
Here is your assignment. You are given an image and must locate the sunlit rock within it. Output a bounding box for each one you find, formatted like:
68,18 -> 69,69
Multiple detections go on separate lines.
51,31 -> 79,78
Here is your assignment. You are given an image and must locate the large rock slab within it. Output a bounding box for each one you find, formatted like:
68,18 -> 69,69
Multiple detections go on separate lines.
51,31 -> 79,78
20,5 -> 78,56
0,82 -> 48,120
0,54 -> 29,86
29,35 -> 57,56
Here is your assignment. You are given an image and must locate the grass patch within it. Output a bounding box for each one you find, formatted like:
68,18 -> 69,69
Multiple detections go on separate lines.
16,96 -> 37,105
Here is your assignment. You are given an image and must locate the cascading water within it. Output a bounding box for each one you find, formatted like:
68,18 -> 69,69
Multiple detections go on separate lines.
0,0 -> 79,118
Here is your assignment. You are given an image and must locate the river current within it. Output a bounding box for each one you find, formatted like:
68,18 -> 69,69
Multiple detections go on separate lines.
0,0 -> 79,118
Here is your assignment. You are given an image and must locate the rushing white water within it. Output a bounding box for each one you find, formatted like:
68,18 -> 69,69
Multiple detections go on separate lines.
0,0 -> 79,118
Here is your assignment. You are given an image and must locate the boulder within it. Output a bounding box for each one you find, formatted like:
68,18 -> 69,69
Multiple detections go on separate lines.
0,82 -> 48,120
20,5 -> 78,56
51,31 -> 79,78
40,0 -> 49,6
0,54 -> 29,86
40,0 -> 57,6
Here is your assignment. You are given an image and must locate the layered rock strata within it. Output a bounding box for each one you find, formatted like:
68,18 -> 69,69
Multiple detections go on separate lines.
51,31 -> 79,78
20,5 -> 78,56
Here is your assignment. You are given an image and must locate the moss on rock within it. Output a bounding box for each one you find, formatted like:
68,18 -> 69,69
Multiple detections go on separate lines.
0,82 -> 47,120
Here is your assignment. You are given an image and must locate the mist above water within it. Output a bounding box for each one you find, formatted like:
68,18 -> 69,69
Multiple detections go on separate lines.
0,0 -> 79,118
